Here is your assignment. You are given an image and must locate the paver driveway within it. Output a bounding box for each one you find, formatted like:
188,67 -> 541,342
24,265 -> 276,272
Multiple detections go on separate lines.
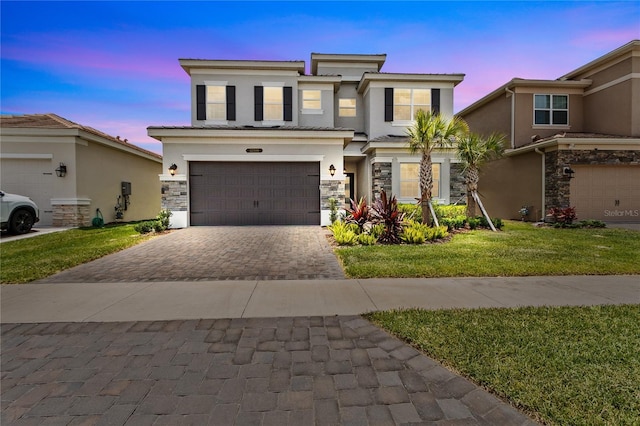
35,226 -> 345,283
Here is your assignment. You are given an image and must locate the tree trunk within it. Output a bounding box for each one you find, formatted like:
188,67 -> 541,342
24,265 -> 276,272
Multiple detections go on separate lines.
419,152 -> 433,225
465,165 -> 479,218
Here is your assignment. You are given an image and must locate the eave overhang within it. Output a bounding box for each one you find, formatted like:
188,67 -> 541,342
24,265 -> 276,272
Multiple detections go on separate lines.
180,59 -> 306,75
505,136 -> 640,156
147,126 -> 354,146
357,73 -> 465,94
297,75 -> 342,92
311,53 -> 387,75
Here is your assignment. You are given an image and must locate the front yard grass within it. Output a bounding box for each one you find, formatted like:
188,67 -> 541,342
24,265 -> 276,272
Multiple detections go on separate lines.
0,224 -> 154,284
365,304 -> 640,426
335,220 -> 640,278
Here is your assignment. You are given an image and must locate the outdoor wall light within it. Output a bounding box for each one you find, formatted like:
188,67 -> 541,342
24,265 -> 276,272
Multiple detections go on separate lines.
168,163 -> 178,176
329,164 -> 336,177
562,166 -> 575,179
55,162 -> 67,178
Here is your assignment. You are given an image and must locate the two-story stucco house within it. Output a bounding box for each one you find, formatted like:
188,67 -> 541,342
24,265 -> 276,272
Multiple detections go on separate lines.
148,54 -> 464,227
458,40 -> 640,223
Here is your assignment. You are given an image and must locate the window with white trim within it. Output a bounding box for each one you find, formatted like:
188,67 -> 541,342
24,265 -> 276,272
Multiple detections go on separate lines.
394,89 -> 430,121
339,98 -> 356,117
206,86 -> 226,120
302,90 -> 321,110
264,86 -> 283,121
534,94 -> 568,125
400,163 -> 440,198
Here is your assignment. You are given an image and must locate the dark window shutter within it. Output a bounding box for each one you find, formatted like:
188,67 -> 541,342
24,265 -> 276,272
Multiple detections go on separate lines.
196,85 -> 206,121
254,86 -> 263,121
431,89 -> 440,115
226,86 -> 236,121
283,86 -> 293,122
384,88 -> 393,122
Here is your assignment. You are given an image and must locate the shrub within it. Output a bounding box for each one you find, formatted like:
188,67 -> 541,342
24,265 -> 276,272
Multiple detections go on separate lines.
401,227 -> 425,244
358,233 -> 378,246
434,202 -> 466,219
328,198 -> 338,224
424,225 -> 449,241
579,220 -> 606,228
333,228 -> 358,245
156,209 -> 172,230
398,204 -> 422,222
368,223 -> 385,239
134,221 -> 155,234
371,190 -> 405,244
440,215 -> 466,231
346,197 -> 371,231
477,216 -> 504,230
467,217 -> 480,230
547,206 -> 577,226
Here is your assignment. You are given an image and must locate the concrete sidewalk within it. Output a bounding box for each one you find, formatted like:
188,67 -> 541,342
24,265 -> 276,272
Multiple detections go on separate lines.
2,275 -> 638,323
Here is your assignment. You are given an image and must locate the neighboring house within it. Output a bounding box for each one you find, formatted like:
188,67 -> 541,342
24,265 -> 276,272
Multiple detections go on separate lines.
458,40 -> 640,223
0,113 -> 163,227
148,53 -> 465,227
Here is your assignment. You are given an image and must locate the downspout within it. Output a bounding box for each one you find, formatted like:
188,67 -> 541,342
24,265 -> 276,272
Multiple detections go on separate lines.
505,87 -> 515,149
534,148 -> 545,221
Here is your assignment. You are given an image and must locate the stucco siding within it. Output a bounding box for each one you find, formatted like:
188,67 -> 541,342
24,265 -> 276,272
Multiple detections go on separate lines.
335,82 -> 364,133
478,152 -> 543,221
189,73 -> 300,126
583,80 -> 632,136
76,141 -> 161,223
459,94 -> 511,140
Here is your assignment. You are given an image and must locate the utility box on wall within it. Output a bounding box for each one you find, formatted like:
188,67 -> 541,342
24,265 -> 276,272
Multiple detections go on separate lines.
121,182 -> 132,196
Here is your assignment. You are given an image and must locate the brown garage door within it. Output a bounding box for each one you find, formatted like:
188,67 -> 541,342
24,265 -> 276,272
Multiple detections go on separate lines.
571,165 -> 640,222
189,162 -> 320,225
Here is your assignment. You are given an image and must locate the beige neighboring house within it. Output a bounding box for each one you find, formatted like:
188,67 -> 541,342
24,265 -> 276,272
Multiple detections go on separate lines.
458,40 -> 640,223
0,113 -> 163,227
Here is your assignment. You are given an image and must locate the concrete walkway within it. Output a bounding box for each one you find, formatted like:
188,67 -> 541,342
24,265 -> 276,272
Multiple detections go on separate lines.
2,276 -> 637,425
2,275 -> 638,323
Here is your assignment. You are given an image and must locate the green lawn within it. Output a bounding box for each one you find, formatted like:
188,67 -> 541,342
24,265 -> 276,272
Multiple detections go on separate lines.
335,221 -> 640,278
365,305 -> 640,426
0,224 -> 154,284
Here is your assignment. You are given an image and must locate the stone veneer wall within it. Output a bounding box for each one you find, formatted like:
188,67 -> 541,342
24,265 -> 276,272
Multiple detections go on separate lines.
52,204 -> 91,227
449,163 -> 467,205
161,180 -> 188,212
320,180 -> 345,210
545,149 -> 640,209
372,162 -> 392,199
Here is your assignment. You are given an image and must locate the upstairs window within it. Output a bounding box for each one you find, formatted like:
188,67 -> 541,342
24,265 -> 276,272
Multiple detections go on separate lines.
196,84 -> 235,122
264,87 -> 284,121
302,90 -> 321,110
534,94 -> 568,125
206,86 -> 226,120
255,85 -> 293,122
339,98 -> 356,117
385,88 -> 439,122
393,89 -> 430,121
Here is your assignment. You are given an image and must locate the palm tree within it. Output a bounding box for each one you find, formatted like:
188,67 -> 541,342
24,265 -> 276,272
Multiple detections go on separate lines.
407,109 -> 469,225
456,131 -> 506,220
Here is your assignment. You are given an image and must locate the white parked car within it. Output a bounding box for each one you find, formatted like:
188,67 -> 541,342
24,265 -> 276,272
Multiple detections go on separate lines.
0,191 -> 40,234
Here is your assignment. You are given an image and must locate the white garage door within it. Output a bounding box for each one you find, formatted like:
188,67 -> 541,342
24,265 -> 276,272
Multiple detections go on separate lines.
571,165 -> 640,222
1,158 -> 54,226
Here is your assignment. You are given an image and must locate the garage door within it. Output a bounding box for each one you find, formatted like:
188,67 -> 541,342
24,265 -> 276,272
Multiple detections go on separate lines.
189,162 -> 320,225
0,158 -> 54,226
571,165 -> 640,222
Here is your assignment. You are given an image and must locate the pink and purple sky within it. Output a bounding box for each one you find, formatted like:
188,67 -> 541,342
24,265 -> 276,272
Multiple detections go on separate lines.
2,1 -> 638,154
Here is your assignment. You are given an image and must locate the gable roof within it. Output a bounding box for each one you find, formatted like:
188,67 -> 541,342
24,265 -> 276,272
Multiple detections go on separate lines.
0,113 -> 162,161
